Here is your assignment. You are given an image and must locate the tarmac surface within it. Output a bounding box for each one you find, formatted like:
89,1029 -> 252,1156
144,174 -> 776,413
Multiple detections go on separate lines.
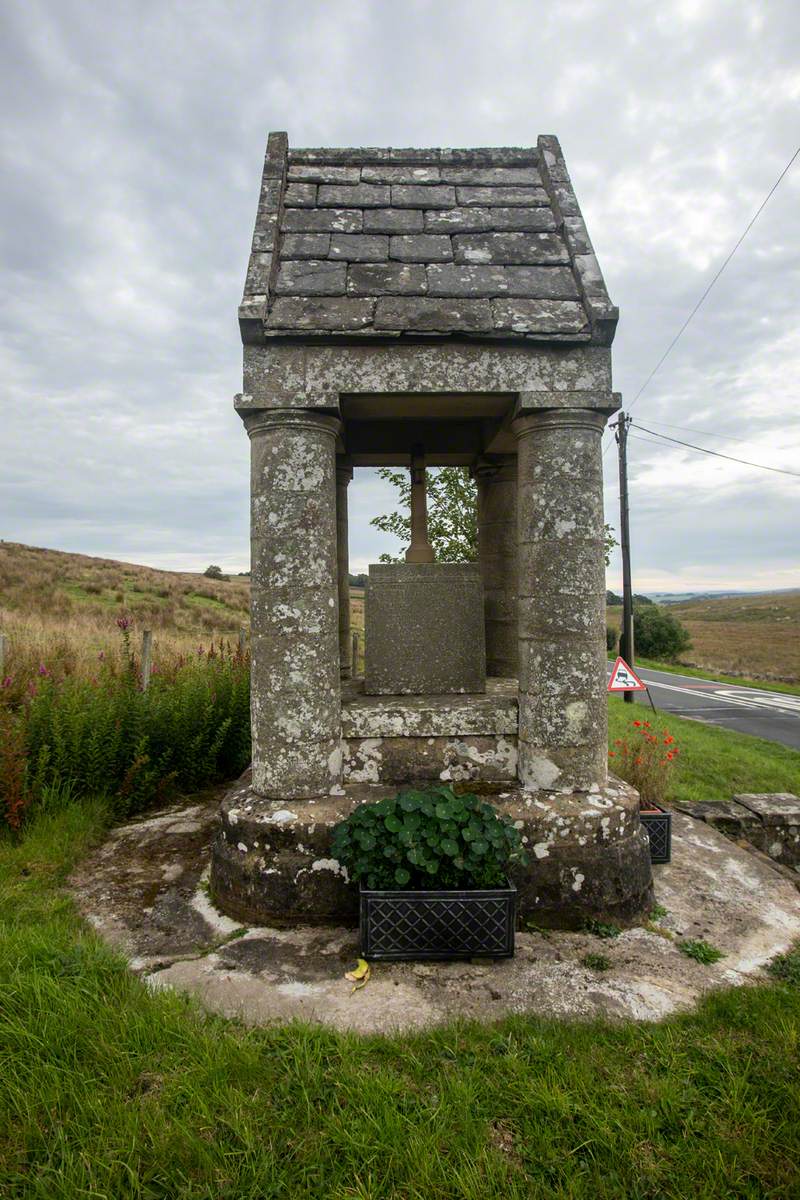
608,662 -> 800,750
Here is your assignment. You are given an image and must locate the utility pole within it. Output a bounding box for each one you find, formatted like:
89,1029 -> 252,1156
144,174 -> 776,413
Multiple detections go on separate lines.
615,411 -> 635,703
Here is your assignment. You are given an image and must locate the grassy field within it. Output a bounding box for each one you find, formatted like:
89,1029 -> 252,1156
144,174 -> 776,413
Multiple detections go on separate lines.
0,542 -> 249,690
2,802 -> 799,1198
608,591 -> 800,684
608,696 -> 800,803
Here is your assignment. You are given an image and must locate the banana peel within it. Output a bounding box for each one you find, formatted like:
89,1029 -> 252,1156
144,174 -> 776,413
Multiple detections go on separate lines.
344,958 -> 371,993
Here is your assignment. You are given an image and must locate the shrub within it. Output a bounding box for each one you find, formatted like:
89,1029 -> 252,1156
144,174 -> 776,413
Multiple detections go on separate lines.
330,786 -> 527,890
608,719 -> 680,806
766,944 -> 800,986
633,604 -> 691,661
0,629 -> 251,829
679,939 -> 724,964
204,565 -> 226,580
606,626 -> 618,652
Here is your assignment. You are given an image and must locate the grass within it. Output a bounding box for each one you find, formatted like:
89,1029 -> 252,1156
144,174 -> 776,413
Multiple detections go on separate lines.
679,940 -> 726,965
608,696 -> 800,804
607,591 -> 800,683
2,805 -> 800,1198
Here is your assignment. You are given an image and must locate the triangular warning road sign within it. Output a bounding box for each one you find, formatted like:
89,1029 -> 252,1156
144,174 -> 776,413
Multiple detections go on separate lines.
607,656 -> 647,692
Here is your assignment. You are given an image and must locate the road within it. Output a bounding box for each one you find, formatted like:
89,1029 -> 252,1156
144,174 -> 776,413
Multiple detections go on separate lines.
607,662 -> 800,751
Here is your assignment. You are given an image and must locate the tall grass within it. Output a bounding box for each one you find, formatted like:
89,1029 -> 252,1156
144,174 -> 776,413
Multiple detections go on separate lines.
0,625 -> 251,830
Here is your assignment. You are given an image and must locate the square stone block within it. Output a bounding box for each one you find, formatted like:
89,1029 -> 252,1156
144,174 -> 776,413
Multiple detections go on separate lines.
364,562 -> 486,695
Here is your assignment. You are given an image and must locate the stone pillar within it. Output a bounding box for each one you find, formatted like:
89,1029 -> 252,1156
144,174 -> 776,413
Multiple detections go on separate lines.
336,458 -> 353,680
474,456 -> 518,678
244,408 -> 342,798
512,408 -> 608,792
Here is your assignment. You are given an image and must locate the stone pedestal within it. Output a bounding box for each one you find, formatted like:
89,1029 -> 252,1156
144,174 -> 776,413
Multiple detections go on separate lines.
513,408 -> 608,793
364,562 -> 486,695
211,771 -> 653,929
245,408 -> 342,798
475,456 -> 518,678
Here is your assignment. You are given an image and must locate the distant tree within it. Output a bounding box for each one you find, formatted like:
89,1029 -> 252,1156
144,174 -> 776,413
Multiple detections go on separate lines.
204,564 -> 226,580
633,604 -> 692,661
633,593 -> 654,606
371,467 -> 478,562
606,590 -> 623,605
348,573 -> 368,588
606,626 -> 619,652
372,470 -> 617,567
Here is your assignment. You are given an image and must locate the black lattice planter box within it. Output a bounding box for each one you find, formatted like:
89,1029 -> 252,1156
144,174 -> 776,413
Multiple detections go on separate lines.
360,883 -> 517,961
640,806 -> 672,864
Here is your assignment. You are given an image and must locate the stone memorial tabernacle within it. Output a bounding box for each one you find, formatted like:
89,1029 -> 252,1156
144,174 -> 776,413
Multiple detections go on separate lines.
210,133 -> 653,928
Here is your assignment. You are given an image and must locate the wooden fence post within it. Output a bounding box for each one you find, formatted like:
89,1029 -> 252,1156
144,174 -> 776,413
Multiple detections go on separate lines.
352,631 -> 359,676
238,627 -> 247,657
141,630 -> 153,692
0,633 -> 6,680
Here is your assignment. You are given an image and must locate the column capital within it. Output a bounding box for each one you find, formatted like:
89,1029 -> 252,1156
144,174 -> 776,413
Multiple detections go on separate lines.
241,408 -> 342,441
511,407 -> 608,441
471,454 -> 517,482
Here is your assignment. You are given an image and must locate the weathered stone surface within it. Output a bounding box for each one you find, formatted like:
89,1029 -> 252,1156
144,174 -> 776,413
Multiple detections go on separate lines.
274,260 -> 346,295
328,234 -> 389,262
391,184 -> 456,208
439,166 -> 542,186
343,735 -> 518,785
734,793 -> 800,824
245,410 -> 342,798
318,183 -> 391,207
365,563 -> 486,695
513,409 -> 608,792
266,297 -> 374,330
287,164 -> 361,184
283,182 -> 317,207
347,263 -> 427,295
453,232 -> 569,265
389,234 -> 453,262
475,456 -> 518,678
427,264 -> 578,298
71,797 -> 800,1030
424,206 -> 557,233
282,208 -> 363,233
373,296 -> 492,332
363,207 -> 424,234
282,233 -> 331,259
361,165 -> 441,184
341,678 -> 518,737
210,772 -> 651,929
492,299 -> 590,335
246,342 -> 614,400
456,185 -> 549,207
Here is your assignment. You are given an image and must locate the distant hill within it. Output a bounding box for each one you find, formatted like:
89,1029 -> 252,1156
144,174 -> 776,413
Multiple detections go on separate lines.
0,542 -> 249,637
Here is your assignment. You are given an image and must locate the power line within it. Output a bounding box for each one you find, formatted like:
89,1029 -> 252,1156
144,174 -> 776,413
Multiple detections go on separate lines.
602,141 -> 800,459
634,416 -> 754,444
630,421 -> 800,478
627,143 -> 800,413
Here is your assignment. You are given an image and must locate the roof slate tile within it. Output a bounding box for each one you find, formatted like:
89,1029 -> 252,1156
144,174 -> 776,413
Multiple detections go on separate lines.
363,208 -> 424,234
455,185 -> 549,207
347,263 -> 428,296
317,183 -> 391,207
391,184 -> 457,208
424,206 -> 557,233
274,261 -> 346,296
374,296 -> 493,332
389,234 -> 453,262
329,234 -> 389,262
453,232 -> 570,266
282,208 -> 363,233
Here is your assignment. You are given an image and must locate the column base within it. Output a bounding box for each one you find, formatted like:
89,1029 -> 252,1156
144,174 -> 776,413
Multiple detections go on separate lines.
211,770 -> 653,930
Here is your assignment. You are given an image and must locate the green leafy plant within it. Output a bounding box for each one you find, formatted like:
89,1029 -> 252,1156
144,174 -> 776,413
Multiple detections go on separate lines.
649,902 -> 668,920
679,938 -> 725,964
582,952 -> 613,971
583,919 -> 622,939
609,718 -> 680,806
330,786 -> 527,890
633,603 -> 692,661
766,945 -> 800,987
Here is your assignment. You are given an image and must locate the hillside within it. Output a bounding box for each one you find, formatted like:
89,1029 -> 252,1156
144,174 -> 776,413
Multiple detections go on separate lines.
0,543 -> 250,688
608,590 -> 800,682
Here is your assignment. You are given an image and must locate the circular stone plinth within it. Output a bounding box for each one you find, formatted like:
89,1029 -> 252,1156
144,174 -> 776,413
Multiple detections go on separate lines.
210,771 -> 653,929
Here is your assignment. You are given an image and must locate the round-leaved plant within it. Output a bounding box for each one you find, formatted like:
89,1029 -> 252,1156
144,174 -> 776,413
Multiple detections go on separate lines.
330,786 -> 527,890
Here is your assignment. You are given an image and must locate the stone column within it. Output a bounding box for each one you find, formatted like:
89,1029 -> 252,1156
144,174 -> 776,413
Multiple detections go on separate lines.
336,458 -> 353,680
474,456 -> 518,678
244,408 -> 342,798
512,408 -> 608,792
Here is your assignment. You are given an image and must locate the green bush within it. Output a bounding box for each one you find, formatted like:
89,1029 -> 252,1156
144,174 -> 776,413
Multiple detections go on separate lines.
633,604 -> 692,661
606,626 -> 619,652
330,785 -> 527,890
1,649 -> 250,828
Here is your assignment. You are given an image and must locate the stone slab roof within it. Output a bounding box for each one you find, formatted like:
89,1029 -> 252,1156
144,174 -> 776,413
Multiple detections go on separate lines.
240,135 -> 617,346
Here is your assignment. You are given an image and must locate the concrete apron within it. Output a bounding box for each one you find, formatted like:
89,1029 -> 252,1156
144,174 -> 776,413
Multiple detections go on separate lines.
68,792 -> 800,1033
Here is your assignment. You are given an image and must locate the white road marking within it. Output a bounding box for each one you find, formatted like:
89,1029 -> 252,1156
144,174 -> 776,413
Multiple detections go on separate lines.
606,669 -> 800,720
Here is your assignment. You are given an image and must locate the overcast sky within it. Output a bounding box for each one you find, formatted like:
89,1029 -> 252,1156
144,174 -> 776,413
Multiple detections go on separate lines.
2,0 -> 799,592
